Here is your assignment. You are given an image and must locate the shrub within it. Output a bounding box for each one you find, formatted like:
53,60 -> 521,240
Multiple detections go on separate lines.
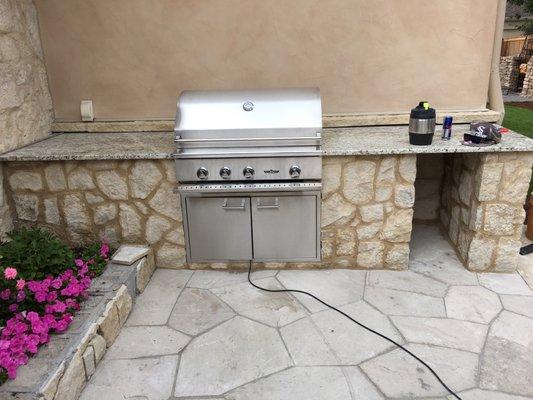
0,228 -> 74,281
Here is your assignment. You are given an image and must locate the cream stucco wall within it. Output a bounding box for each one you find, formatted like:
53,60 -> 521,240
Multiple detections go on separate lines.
34,0 -> 499,121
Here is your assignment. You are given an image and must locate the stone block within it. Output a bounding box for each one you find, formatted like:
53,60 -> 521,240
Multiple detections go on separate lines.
44,197 -> 60,224
85,192 -> 104,204
359,204 -> 383,222
155,243 -> 185,268
466,236 -> 495,271
44,164 -> 67,191
380,208 -> 413,242
13,193 -> 38,221
67,167 -> 95,190
130,160 -> 162,199
145,214 -> 171,244
335,227 -> 356,256
53,354 -> 86,400
118,203 -> 142,241
112,244 -> 150,265
97,300 -> 121,347
136,253 -> 156,293
321,192 -> 355,227
356,221 -> 381,240
384,243 -> 410,270
81,346 -> 96,379
343,160 -> 375,204
476,162 -> 503,201
394,184 -> 414,208
93,202 -> 117,225
484,203 -> 517,236
377,156 -> 395,184
63,194 -> 91,242
357,241 -> 384,268
148,181 -> 180,219
89,334 -> 106,364
9,170 -> 43,191
494,237 -> 521,272
114,285 -> 133,325
398,155 -> 416,182
321,159 -> 341,197
95,170 -> 128,200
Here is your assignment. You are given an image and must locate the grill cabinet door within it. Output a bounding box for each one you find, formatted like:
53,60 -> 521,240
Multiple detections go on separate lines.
185,197 -> 252,261
251,195 -> 318,260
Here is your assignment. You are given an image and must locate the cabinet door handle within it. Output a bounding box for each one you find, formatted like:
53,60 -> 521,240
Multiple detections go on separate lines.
222,198 -> 246,210
257,197 -> 279,209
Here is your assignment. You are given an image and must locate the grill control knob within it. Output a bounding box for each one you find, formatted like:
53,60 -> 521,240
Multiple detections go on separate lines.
289,165 -> 301,179
220,167 -> 231,180
197,167 -> 209,180
243,166 -> 254,179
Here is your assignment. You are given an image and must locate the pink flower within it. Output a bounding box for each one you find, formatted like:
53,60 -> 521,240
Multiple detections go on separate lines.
74,259 -> 84,268
16,279 -> 26,290
100,242 -> 110,258
4,267 -> 17,280
0,288 -> 10,300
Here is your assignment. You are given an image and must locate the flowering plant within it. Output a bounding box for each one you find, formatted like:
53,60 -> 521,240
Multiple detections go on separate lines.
0,239 -> 110,385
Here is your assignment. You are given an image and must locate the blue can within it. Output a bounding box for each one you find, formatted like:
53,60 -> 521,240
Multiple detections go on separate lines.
442,116 -> 453,140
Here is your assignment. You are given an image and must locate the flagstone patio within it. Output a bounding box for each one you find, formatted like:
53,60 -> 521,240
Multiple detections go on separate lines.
79,224 -> 533,400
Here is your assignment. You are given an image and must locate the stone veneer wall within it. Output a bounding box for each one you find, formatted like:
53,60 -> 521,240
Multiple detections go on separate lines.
440,152 -> 533,272
521,56 -> 533,97
320,155 -> 416,269
4,155 -> 417,270
0,0 -> 54,238
4,160 -> 186,269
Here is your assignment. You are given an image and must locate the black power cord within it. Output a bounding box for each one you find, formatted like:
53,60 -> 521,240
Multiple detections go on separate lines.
247,263 -> 463,400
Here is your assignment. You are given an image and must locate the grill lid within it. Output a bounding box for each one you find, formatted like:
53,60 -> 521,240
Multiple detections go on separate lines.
174,87 -> 322,140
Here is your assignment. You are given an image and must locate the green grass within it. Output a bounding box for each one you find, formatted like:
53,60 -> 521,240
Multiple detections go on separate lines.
503,105 -> 533,194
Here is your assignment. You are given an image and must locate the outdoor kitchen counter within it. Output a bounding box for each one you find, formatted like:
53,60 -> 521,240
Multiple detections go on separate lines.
1,125 -> 533,161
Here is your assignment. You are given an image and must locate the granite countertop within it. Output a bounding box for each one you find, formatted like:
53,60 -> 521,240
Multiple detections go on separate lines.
1,125 -> 533,162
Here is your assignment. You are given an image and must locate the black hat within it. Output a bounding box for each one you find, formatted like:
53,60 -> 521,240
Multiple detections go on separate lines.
462,122 -> 502,146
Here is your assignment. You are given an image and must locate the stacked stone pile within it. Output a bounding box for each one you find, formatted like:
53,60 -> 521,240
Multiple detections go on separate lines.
521,56 -> 533,97
500,56 -> 520,91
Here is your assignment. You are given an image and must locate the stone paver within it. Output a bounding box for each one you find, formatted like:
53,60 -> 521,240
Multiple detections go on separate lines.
79,355 -> 178,400
391,316 -> 487,352
168,287 -> 234,336
80,227 -> 533,400
277,269 -> 365,312
105,326 -> 190,359
409,259 -> 478,286
127,269 -> 192,325
367,270 -> 447,297
456,388 -> 532,399
365,286 -> 446,317
343,366 -> 384,399
187,269 -> 277,289
445,285 -> 502,323
311,301 -> 403,364
480,311 -> 533,396
211,277 -> 307,327
174,316 -> 291,397
225,367 -> 352,400
478,273 -> 533,296
280,317 -> 338,365
500,294 -> 533,318
361,344 -> 478,398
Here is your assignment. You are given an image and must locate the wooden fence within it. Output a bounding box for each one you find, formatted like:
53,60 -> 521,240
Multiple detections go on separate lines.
501,37 -> 526,57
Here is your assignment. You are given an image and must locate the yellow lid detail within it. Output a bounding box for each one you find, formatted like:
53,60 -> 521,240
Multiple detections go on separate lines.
423,102 -> 429,110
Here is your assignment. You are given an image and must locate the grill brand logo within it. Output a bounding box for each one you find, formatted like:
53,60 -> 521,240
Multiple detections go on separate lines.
264,169 -> 280,174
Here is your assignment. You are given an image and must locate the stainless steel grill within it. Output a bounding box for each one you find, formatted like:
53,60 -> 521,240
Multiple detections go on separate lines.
174,88 -> 322,263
